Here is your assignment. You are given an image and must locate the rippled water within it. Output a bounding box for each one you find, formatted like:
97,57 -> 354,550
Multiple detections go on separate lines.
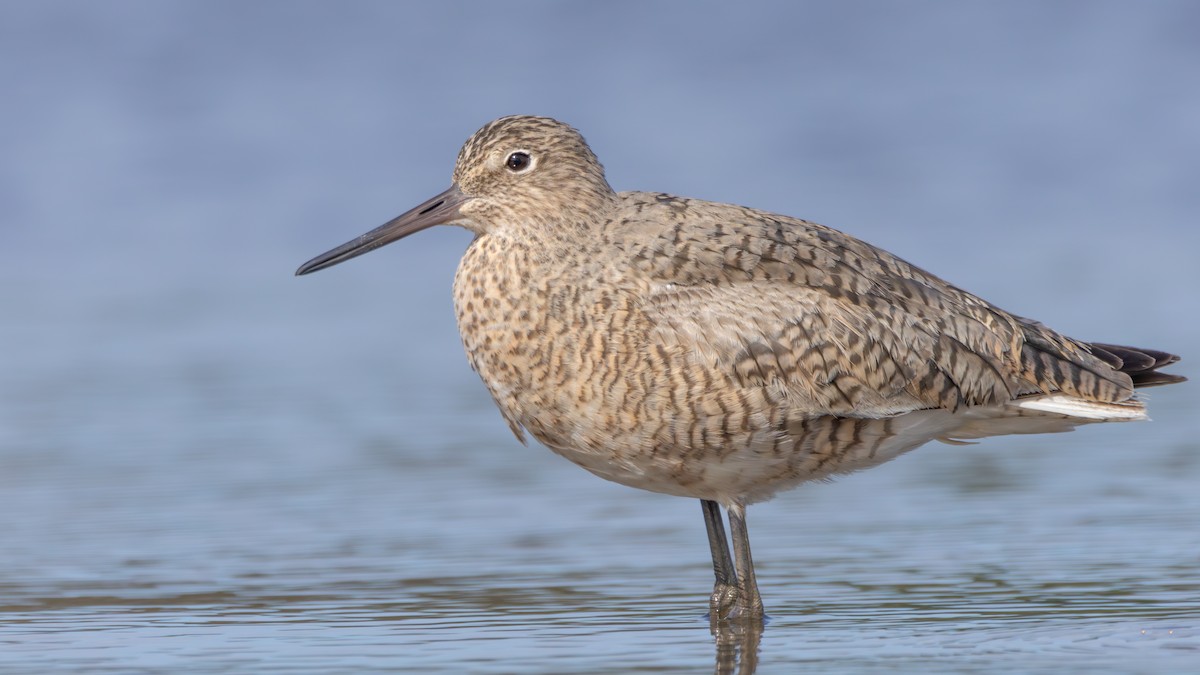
3,2 -> 1199,673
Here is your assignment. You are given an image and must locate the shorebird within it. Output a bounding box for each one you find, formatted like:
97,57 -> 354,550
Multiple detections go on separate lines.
296,115 -> 1184,621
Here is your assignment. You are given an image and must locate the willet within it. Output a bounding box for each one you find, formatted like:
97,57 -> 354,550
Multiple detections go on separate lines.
296,115 -> 1184,621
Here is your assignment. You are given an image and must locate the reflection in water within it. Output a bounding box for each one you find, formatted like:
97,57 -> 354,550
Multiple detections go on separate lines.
3,570 -> 1197,672
713,618 -> 763,675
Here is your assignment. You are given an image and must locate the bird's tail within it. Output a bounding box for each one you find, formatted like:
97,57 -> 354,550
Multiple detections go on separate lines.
1085,343 -> 1186,389
943,342 -> 1184,441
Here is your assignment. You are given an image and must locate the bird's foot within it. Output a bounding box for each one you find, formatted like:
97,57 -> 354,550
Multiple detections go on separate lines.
709,583 -> 764,623
709,582 -> 740,620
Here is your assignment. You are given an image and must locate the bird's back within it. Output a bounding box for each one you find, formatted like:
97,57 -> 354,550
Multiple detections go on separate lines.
608,192 -> 1179,408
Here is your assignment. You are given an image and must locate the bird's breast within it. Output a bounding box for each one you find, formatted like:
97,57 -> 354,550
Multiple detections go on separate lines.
452,235 -> 634,446
450,235 -> 770,500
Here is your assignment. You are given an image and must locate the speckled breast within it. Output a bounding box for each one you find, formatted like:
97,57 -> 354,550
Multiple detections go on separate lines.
449,233 -> 816,504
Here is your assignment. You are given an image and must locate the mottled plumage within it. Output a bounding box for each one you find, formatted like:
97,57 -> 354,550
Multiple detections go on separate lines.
297,115 -> 1184,621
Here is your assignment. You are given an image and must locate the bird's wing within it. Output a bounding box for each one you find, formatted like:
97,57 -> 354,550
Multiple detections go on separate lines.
610,193 -> 1134,417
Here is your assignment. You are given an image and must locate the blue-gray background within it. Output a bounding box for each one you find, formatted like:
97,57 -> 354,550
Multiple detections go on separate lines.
1,2 -> 1197,672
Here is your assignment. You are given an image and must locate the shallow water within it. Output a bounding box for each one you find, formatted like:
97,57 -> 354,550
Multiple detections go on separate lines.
3,2 -> 1199,673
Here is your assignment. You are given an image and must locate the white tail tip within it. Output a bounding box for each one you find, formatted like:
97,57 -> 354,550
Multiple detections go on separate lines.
1013,395 -> 1147,421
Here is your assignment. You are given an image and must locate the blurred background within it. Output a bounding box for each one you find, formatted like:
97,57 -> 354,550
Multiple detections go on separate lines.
1,1 -> 1197,672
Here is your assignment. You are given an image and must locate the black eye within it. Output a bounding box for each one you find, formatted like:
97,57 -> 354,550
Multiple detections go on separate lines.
505,151 -> 532,172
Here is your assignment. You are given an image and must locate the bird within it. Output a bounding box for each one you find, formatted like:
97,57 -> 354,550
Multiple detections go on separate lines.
296,115 -> 1185,621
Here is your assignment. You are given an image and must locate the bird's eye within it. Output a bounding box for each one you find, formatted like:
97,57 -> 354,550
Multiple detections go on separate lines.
505,151 -> 533,173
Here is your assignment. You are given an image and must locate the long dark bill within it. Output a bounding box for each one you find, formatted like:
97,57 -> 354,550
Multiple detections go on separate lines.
295,185 -> 467,276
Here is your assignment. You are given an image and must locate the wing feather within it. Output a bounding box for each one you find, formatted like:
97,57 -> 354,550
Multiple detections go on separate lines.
612,193 -> 1148,416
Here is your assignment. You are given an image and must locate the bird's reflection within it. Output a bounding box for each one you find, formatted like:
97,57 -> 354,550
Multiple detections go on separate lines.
712,617 -> 763,675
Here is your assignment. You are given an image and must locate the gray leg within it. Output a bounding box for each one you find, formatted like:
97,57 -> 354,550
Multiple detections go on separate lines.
701,499 -> 739,619
726,502 -> 764,619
